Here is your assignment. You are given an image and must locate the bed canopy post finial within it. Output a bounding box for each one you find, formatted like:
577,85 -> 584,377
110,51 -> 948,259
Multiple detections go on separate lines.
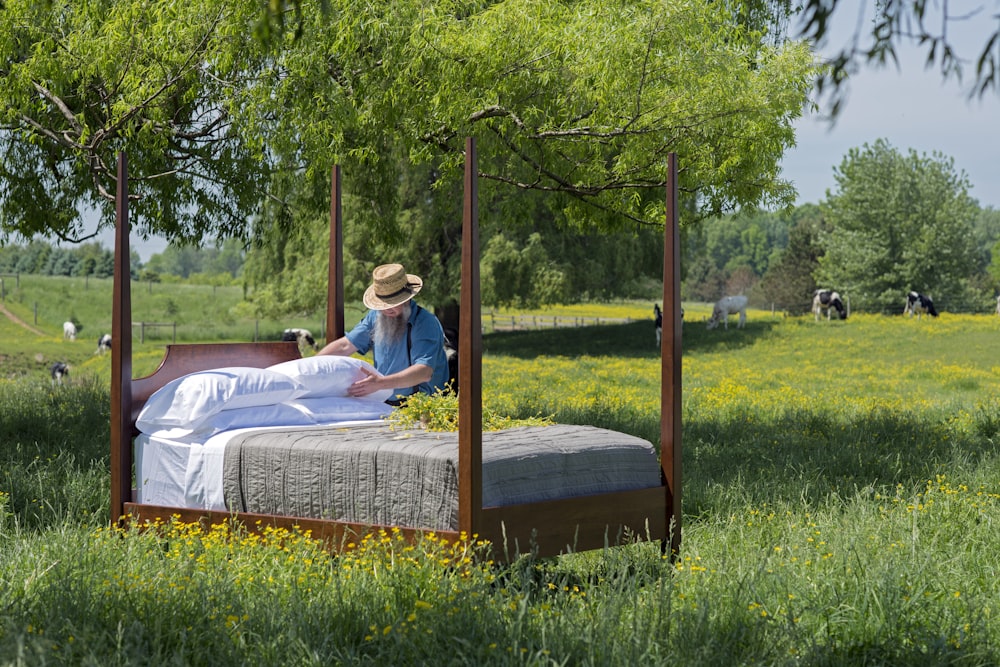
327,165 -> 345,341
661,152 -> 682,555
458,136 -> 483,536
110,152 -> 134,527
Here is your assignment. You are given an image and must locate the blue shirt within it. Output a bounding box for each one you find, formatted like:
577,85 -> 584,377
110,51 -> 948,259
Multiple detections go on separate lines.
345,302 -> 449,398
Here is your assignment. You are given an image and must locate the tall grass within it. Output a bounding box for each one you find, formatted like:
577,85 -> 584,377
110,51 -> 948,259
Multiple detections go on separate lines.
4,310 -> 1000,664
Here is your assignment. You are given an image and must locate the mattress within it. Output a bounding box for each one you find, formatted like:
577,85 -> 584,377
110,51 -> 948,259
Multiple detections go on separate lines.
135,422 -> 663,531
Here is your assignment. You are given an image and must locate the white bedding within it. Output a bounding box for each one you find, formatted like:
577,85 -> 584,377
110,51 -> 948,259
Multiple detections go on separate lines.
131,364 -> 663,527
135,420 -> 664,532
135,420 -> 386,510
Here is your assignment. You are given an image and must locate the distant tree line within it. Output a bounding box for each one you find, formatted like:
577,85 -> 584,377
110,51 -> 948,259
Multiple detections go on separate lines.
0,240 -> 116,278
0,237 -> 245,285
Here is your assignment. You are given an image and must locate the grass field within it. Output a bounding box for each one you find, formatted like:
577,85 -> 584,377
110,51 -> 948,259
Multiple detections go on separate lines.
4,293 -> 1000,664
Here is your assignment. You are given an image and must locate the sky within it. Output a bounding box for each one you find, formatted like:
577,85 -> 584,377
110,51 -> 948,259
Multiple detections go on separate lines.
92,2 -> 999,261
781,2 -> 999,210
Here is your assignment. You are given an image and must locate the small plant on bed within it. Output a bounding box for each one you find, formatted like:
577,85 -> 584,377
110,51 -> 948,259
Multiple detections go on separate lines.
389,390 -> 554,432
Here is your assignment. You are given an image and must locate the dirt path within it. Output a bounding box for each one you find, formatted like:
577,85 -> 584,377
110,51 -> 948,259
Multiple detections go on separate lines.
0,301 -> 48,336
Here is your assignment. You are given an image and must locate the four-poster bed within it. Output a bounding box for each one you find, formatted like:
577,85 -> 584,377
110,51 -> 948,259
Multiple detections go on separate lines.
110,138 -> 683,559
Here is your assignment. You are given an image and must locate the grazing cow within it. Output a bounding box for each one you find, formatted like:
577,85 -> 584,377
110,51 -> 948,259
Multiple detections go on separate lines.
282,328 -> 318,352
995,295 -> 1000,316
707,295 -> 748,330
442,327 -> 459,394
653,304 -> 683,347
96,333 -> 112,355
654,304 -> 662,347
62,321 -> 77,341
50,362 -> 69,385
904,291 -> 938,319
813,289 -> 848,321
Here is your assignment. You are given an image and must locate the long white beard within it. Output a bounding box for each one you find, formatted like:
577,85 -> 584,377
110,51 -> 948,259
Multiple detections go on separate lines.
373,302 -> 411,347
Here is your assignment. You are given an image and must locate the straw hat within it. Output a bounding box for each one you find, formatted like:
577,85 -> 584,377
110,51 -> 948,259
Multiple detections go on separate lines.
362,263 -> 423,310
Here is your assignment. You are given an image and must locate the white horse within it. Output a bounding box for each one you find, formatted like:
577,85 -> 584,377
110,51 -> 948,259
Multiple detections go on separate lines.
706,295 -> 748,330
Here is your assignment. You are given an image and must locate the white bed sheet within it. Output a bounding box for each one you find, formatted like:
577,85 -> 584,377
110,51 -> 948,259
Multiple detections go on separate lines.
135,420 -> 387,511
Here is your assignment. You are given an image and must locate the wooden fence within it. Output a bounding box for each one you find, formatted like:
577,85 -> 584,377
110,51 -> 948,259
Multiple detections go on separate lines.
132,321 -> 177,343
484,313 -> 633,332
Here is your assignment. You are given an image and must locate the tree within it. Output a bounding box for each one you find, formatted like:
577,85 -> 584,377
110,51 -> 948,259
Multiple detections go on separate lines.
242,0 -> 816,315
2,0 -> 816,315
816,139 -> 983,313
0,1 -> 269,245
796,1 -> 1000,115
204,239 -> 247,279
681,210 -> 791,302
13,240 -> 51,273
264,0 -> 1000,112
757,204 -> 828,313
144,246 -> 205,280
988,239 -> 1000,292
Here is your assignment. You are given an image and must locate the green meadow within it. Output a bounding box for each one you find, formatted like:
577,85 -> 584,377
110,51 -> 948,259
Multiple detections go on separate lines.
4,285 -> 1000,664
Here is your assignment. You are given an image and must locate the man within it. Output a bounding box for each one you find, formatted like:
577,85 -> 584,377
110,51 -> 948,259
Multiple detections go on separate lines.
318,263 -> 449,405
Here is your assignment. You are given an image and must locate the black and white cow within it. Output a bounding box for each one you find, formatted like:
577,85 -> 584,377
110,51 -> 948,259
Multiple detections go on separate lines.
654,304 -> 663,347
653,304 -> 683,347
62,321 -> 77,341
96,333 -> 112,355
50,361 -> 69,385
282,328 -> 318,352
812,289 -> 847,321
904,291 -> 939,319
442,327 -> 459,395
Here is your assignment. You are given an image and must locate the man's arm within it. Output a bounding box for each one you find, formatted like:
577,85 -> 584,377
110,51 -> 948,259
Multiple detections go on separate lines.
318,336 -> 358,356
347,363 -> 433,398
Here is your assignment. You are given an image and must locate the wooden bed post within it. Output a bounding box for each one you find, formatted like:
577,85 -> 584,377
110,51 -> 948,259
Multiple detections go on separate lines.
458,137 -> 483,536
327,165 -> 345,341
661,152 -> 683,554
110,153 -> 133,527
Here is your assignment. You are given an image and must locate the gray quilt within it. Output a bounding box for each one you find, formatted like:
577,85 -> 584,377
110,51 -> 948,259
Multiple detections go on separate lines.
221,423 -> 662,531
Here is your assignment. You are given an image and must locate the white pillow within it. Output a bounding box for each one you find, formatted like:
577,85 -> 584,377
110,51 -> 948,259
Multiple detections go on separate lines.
187,402 -> 317,437
136,367 -> 304,432
267,355 -> 394,403
290,397 -> 395,423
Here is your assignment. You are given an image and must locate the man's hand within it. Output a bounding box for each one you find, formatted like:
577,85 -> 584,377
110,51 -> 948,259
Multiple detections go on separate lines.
347,366 -> 383,397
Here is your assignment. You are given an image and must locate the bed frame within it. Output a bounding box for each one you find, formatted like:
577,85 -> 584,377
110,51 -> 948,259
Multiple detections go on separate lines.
110,138 -> 683,559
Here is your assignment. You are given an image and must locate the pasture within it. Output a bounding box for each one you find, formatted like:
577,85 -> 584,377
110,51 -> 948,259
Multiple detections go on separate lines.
4,298 -> 1000,664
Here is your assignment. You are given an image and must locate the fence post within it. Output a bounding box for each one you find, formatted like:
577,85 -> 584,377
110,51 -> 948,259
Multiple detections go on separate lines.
172,322 -> 177,343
